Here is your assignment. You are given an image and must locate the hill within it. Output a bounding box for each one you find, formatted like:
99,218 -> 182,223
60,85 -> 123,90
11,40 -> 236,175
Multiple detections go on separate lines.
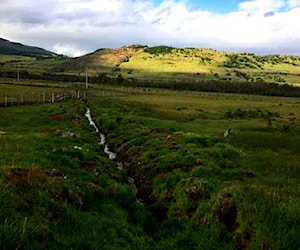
1,41 -> 300,93
0,37 -> 57,57
0,38 -> 68,79
59,45 -> 300,86
57,46 -> 144,74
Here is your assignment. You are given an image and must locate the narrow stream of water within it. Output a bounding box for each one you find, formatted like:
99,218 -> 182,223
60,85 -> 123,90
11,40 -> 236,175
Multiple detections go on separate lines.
85,108 -> 140,199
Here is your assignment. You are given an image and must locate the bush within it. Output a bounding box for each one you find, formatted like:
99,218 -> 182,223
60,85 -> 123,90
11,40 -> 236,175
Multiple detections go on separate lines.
145,46 -> 174,55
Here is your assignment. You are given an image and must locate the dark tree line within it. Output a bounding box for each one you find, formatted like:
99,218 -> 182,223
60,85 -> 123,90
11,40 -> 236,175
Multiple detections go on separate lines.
126,79 -> 300,97
1,70 -> 300,97
144,46 -> 174,55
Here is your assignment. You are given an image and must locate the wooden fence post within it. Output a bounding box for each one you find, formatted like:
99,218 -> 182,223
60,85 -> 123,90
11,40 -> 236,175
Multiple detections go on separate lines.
52,93 -> 55,103
43,93 -> 45,104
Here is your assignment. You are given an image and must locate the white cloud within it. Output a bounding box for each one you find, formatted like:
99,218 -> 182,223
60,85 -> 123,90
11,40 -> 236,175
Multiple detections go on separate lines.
288,0 -> 300,8
0,0 -> 299,56
53,44 -> 85,57
239,0 -> 286,12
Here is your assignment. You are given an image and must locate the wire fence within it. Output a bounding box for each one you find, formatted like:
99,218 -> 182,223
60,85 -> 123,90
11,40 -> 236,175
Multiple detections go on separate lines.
0,89 -> 88,107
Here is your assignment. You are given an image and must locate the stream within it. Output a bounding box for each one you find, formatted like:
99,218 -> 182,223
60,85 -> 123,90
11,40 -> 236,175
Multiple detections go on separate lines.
85,108 -> 141,200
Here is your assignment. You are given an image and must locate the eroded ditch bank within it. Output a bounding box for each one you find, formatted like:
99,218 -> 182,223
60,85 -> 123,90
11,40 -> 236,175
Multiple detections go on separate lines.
85,107 -> 141,203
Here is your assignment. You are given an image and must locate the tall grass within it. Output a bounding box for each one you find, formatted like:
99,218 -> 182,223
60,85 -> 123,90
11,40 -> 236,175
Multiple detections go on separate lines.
0,86 -> 299,249
87,87 -> 300,249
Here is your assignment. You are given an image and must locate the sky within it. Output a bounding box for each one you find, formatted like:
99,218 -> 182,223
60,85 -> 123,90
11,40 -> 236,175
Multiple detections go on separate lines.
0,0 -> 300,57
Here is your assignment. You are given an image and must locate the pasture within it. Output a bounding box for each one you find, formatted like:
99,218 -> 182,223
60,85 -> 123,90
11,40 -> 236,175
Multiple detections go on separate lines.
0,83 -> 299,249
88,87 -> 300,249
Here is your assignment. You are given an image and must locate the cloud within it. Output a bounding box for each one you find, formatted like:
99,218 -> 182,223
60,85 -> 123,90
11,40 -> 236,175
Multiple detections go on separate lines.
288,0 -> 300,8
0,0 -> 299,56
238,0 -> 286,12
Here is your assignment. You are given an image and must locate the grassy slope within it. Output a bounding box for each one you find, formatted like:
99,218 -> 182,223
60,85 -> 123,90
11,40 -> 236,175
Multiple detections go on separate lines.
119,48 -> 300,85
0,54 -> 68,75
56,47 -> 144,76
0,38 -> 55,57
2,46 -> 300,87
121,48 -> 228,79
55,46 -> 300,86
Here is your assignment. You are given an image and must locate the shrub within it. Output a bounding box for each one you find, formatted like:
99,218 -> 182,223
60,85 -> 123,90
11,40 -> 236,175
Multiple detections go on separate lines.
145,46 -> 174,55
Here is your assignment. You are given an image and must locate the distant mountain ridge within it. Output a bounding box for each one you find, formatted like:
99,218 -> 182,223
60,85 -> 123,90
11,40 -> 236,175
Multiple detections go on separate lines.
0,38 -> 57,57
0,38 -> 299,86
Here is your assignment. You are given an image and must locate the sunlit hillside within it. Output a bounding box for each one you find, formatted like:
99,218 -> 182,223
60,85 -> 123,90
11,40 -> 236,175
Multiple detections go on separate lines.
1,41 -> 300,86
60,46 -> 300,86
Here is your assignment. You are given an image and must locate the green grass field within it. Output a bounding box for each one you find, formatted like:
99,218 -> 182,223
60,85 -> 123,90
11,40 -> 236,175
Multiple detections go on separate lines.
0,99 -> 155,249
87,87 -> 300,249
1,41 -> 300,249
0,54 -> 67,75
0,81 -> 300,249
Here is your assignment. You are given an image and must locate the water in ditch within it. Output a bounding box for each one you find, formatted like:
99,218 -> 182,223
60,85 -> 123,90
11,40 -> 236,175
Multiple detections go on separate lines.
85,108 -> 142,202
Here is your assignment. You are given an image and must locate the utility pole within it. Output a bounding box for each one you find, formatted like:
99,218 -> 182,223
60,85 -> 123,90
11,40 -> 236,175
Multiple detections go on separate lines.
85,66 -> 88,90
17,66 -> 20,82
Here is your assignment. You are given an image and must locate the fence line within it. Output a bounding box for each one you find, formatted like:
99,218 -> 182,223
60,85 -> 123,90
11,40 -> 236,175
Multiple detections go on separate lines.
0,90 -> 88,108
